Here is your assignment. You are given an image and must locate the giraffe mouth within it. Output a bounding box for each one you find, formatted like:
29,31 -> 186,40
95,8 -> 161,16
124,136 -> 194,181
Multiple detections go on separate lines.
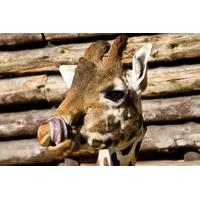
47,118 -> 119,150
37,117 -> 75,149
38,117 -> 88,150
38,116 -> 141,157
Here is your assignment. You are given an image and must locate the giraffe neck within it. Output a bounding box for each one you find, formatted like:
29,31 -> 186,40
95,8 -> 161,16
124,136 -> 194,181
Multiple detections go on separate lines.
96,125 -> 146,166
115,127 -> 145,166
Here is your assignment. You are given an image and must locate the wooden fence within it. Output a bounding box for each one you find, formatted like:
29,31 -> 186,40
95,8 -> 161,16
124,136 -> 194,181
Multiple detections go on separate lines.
0,33 -> 200,165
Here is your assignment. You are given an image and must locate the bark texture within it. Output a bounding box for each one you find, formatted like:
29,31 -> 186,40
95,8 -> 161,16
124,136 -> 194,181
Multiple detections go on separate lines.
0,33 -> 43,47
136,160 -> 200,166
0,75 -> 68,105
1,95 -> 200,138
0,139 -> 62,165
142,122 -> 200,152
1,64 -> 199,105
0,109 -> 55,139
80,160 -> 200,166
44,33 -> 116,43
143,64 -> 200,97
0,34 -> 199,76
142,95 -> 200,123
0,123 -> 199,165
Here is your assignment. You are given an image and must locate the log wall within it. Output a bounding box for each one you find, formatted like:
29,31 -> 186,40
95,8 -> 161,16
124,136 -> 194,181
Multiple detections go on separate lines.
0,33 -> 200,166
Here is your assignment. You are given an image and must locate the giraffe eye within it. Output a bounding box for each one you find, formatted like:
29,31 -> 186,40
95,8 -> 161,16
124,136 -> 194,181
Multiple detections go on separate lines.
105,90 -> 125,102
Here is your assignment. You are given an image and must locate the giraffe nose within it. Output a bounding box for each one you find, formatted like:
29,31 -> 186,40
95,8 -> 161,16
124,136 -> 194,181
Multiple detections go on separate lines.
48,117 -> 72,145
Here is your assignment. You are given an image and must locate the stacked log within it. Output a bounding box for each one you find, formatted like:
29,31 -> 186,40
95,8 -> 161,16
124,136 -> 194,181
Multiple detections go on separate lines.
0,33 -> 200,166
0,64 -> 200,106
1,95 -> 200,139
0,33 -> 200,77
0,33 -> 43,47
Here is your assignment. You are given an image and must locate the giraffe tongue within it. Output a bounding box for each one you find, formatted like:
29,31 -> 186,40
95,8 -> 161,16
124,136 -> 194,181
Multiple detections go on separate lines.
49,117 -> 68,145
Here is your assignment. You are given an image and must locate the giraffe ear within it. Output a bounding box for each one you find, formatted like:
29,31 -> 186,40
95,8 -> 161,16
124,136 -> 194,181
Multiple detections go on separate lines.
59,65 -> 77,88
126,43 -> 152,94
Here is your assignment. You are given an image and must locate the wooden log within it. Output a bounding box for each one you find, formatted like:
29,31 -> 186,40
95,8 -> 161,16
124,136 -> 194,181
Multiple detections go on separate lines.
80,163 -> 96,166
142,95 -> 200,123
44,33 -> 117,43
0,138 -> 95,165
0,75 -> 47,105
141,122 -> 200,152
123,33 -> 200,63
0,64 -> 200,105
184,151 -> 200,161
0,139 -> 63,165
0,109 -> 55,139
136,160 -> 200,166
0,33 -> 43,47
0,123 -> 199,165
58,158 -> 79,166
80,160 -> 200,166
0,95 -> 199,138
0,34 -> 199,76
0,75 -> 68,105
143,64 -> 200,98
0,33 -> 116,49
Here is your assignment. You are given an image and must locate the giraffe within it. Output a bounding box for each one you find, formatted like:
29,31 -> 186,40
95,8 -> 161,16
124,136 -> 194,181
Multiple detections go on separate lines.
37,35 -> 152,166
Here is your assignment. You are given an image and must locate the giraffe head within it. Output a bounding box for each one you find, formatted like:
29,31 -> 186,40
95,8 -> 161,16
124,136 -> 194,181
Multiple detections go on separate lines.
38,35 -> 152,162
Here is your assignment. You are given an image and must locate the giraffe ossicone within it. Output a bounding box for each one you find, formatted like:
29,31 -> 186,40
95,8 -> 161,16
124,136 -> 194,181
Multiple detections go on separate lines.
37,35 -> 152,165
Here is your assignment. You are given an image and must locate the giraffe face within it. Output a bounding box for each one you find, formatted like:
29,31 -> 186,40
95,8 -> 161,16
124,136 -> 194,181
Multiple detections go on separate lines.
79,75 -> 143,149
37,35 -> 152,155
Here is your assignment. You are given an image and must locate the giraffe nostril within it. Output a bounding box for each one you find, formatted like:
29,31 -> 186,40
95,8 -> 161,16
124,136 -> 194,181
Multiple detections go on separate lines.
49,117 -> 71,146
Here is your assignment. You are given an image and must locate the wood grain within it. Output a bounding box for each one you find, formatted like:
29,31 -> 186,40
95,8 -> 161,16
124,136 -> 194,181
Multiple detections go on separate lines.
0,95 -> 200,138
0,109 -> 54,138
0,139 -> 62,165
142,95 -> 200,123
136,160 -> 200,166
0,34 -> 199,76
0,75 -> 68,105
44,33 -> 116,42
0,122 -> 199,165
0,33 -> 43,47
80,160 -> 200,166
143,64 -> 200,97
142,122 -> 200,152
0,64 -> 199,105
